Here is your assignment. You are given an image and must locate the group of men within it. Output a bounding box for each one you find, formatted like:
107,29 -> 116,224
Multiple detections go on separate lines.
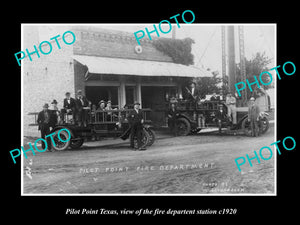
36,90 -> 89,151
167,81 -> 262,137
36,89 -> 147,151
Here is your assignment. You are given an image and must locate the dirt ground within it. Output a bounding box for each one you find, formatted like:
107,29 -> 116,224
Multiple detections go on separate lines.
22,125 -> 275,195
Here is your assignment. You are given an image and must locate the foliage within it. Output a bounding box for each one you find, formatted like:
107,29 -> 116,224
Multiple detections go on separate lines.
195,72 -> 223,99
236,52 -> 272,99
236,52 -> 272,86
153,37 -> 195,66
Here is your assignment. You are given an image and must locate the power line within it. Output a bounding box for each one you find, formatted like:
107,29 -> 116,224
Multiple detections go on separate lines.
197,27 -> 218,66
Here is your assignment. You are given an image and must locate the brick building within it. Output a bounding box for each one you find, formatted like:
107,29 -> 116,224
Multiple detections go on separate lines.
23,25 -> 210,137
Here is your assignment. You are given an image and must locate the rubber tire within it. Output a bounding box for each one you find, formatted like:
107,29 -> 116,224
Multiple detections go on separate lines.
176,118 -> 191,136
131,129 -> 149,149
70,138 -> 84,149
145,128 -> 156,146
52,129 -> 71,151
259,117 -> 269,134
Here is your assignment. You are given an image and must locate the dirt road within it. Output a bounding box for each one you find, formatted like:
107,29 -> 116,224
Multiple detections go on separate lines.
22,126 -> 275,194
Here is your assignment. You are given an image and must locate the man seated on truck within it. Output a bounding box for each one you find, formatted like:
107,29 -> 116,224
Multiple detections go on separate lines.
105,100 -> 117,121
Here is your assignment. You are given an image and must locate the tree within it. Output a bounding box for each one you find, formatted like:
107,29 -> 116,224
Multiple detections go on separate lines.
153,37 -> 195,66
235,52 -> 272,99
195,71 -> 223,99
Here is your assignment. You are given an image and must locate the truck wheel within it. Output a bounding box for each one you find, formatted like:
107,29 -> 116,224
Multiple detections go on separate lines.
70,138 -> 84,149
52,128 -> 71,151
145,128 -> 156,146
131,129 -> 150,149
176,118 -> 191,136
259,117 -> 269,134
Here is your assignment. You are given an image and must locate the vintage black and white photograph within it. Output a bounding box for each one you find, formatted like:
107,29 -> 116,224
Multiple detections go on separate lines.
21,23 -> 276,195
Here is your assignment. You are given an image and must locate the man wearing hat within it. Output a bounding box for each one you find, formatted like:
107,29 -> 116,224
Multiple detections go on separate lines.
98,100 -> 106,111
226,92 -> 237,127
96,100 -> 106,122
167,102 -> 180,136
37,103 -> 52,151
185,81 -> 199,102
128,101 -> 146,151
76,90 -> 89,127
105,100 -> 115,121
248,97 -> 260,137
49,99 -> 59,127
61,92 -> 76,124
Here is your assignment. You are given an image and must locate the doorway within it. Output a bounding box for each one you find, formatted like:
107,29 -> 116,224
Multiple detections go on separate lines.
85,86 -> 118,107
125,86 -> 136,107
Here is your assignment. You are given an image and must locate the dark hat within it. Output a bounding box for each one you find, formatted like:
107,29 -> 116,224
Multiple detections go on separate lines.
190,81 -> 196,85
77,90 -> 82,93
107,100 -> 112,103
170,97 -> 178,104
98,100 -> 105,104
133,101 -> 140,105
51,99 -> 58,104
65,92 -> 70,95
43,103 -> 49,108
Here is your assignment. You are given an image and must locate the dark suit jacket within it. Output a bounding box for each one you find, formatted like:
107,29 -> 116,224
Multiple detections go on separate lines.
248,104 -> 260,121
63,97 -> 76,110
37,110 -> 56,130
75,96 -> 89,110
185,87 -> 200,101
167,108 -> 179,119
127,109 -> 143,126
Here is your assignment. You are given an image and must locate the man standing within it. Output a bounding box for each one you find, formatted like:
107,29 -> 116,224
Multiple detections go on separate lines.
248,97 -> 260,137
128,101 -> 146,151
185,81 -> 199,102
37,103 -> 52,152
49,99 -> 59,127
76,90 -> 89,127
226,93 -> 237,127
167,102 -> 179,136
61,92 -> 76,124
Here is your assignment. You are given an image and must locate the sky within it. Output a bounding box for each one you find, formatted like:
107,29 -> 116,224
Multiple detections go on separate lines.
107,24 -> 276,75
29,23 -> 276,77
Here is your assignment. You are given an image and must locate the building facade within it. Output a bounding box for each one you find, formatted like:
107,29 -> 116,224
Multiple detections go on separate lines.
23,25 -> 209,137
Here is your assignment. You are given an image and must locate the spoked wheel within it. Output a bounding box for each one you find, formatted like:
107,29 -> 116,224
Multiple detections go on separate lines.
52,128 -> 71,151
144,128 -> 156,146
70,138 -> 84,149
259,117 -> 269,134
131,129 -> 150,149
176,118 -> 191,136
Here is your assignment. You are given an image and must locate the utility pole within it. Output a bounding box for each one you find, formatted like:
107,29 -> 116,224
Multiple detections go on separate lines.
238,25 -> 247,106
221,25 -> 226,99
172,25 -> 176,39
227,26 -> 236,95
